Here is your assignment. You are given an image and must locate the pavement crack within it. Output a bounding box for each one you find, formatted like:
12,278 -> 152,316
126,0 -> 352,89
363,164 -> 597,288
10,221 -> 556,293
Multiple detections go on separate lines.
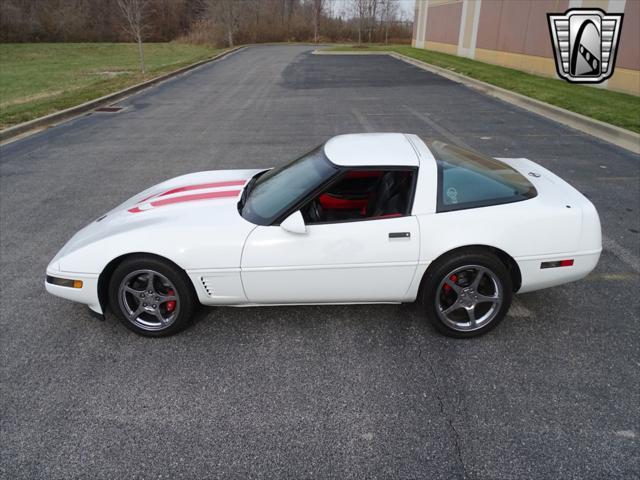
424,352 -> 470,480
403,104 -> 473,149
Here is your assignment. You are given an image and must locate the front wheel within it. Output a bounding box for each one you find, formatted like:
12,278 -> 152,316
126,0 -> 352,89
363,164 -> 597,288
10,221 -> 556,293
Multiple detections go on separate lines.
421,250 -> 513,338
108,255 -> 197,337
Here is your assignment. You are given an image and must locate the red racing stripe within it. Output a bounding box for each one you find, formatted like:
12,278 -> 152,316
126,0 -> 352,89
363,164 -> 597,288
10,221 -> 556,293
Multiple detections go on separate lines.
151,189 -> 241,207
158,180 -> 246,197
128,189 -> 241,213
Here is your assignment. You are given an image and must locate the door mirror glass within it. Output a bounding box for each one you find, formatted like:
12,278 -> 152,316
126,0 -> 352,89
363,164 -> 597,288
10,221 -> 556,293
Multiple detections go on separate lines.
280,210 -> 307,234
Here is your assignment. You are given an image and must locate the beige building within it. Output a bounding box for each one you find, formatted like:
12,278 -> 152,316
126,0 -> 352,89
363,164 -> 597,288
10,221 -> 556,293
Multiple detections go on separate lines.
412,0 -> 639,95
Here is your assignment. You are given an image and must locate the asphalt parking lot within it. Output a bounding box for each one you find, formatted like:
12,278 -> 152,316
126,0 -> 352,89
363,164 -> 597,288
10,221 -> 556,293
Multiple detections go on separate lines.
1,45 -> 639,479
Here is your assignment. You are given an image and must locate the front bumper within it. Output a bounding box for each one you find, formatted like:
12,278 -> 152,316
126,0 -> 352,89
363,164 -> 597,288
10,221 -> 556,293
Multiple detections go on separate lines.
45,265 -> 102,315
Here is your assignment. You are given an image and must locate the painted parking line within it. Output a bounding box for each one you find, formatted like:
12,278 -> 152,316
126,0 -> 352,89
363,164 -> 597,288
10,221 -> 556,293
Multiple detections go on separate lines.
596,176 -> 640,182
403,104 -> 473,149
583,272 -> 639,282
510,297 -> 533,318
352,108 -> 375,132
509,271 -> 637,319
602,235 -> 640,274
510,272 -> 638,319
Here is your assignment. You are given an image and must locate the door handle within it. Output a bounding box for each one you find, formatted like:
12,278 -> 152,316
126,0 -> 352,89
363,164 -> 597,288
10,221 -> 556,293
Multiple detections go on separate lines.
389,232 -> 410,239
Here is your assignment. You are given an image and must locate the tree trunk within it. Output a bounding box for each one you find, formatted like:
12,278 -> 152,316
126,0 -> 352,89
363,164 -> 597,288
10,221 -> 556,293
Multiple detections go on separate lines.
255,1 -> 260,43
227,26 -> 234,47
136,35 -> 146,74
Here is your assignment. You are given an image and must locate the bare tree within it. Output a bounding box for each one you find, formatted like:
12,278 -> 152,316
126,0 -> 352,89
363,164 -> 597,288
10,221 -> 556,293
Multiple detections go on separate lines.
250,0 -> 261,43
208,0 -> 241,47
117,0 -> 149,74
366,0 -> 378,43
40,0 -> 89,42
0,0 -> 413,45
380,0 -> 398,44
151,0 -> 187,41
311,0 -> 325,43
352,0 -> 368,44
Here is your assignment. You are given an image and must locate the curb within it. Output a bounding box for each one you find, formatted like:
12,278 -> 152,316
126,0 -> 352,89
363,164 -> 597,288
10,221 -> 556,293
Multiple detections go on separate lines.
314,49 -> 640,154
0,46 -> 246,143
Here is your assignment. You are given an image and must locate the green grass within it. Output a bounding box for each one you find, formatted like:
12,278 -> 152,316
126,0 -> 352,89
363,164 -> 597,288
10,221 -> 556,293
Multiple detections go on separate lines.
0,43 -> 224,129
327,44 -> 640,134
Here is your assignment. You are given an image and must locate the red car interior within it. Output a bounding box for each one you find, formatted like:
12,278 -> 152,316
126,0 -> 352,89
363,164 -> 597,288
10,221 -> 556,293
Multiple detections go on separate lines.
305,169 -> 412,223
318,194 -> 368,211
318,170 -> 383,212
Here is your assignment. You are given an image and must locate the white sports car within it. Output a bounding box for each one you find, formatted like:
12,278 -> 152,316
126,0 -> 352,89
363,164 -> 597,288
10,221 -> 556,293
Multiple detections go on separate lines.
46,133 -> 601,338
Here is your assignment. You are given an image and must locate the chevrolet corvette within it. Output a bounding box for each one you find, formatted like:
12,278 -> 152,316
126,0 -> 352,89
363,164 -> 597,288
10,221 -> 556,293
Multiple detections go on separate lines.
45,133 -> 601,337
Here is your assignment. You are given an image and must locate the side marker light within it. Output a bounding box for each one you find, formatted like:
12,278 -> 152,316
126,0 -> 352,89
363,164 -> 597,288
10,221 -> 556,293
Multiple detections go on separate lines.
540,259 -> 574,269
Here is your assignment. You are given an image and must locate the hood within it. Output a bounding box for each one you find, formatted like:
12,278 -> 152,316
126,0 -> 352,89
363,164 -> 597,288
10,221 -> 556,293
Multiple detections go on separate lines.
50,169 -> 265,273
112,169 -> 264,215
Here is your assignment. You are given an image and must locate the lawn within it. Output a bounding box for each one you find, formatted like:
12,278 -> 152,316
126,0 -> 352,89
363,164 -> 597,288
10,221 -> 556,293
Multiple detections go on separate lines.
327,45 -> 640,134
0,43 -> 223,129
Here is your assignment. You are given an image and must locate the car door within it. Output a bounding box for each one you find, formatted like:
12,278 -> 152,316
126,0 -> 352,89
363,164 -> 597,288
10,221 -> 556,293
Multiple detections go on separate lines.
240,215 -> 420,304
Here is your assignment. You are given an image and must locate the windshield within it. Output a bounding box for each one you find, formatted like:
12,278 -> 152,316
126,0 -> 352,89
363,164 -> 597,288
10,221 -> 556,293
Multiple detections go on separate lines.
427,140 -> 537,212
240,146 -> 337,225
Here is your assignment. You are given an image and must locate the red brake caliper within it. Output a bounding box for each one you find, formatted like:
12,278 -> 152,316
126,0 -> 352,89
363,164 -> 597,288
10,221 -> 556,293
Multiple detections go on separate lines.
166,289 -> 176,313
443,274 -> 458,293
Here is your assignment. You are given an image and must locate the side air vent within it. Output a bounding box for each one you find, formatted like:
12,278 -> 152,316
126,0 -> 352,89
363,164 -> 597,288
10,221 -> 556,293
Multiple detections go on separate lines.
200,277 -> 214,297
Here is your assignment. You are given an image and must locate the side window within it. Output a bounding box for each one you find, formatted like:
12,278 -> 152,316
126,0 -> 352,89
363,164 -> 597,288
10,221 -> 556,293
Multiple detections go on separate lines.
301,169 -> 415,224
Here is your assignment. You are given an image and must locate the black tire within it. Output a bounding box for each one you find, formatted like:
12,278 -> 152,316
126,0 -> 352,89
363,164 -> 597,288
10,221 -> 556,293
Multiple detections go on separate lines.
420,249 -> 513,338
108,255 -> 197,337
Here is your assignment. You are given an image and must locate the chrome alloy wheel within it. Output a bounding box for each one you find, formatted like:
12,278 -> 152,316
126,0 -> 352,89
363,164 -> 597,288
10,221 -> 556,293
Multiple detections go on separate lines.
118,269 -> 180,332
435,265 -> 503,332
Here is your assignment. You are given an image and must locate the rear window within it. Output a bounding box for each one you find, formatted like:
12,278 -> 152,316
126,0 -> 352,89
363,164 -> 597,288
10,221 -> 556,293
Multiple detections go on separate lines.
427,141 -> 537,212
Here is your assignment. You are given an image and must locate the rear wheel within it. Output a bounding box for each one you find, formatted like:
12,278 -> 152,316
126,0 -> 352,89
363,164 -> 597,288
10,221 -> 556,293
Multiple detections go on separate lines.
108,255 -> 197,337
421,250 -> 512,338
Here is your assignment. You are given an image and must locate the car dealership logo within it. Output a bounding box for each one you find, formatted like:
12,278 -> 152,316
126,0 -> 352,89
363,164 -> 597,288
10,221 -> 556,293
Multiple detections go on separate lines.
548,9 -> 623,84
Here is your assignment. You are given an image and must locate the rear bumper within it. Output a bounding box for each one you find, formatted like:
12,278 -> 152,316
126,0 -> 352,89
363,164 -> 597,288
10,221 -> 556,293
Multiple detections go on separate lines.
516,248 -> 601,293
45,267 -> 102,315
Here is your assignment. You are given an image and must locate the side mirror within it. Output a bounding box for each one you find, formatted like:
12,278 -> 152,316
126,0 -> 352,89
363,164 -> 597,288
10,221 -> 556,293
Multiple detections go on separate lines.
280,210 -> 307,234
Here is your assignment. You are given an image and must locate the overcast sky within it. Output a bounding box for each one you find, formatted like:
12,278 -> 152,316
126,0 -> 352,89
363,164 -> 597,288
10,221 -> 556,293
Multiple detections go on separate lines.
329,0 -> 416,21
396,0 -> 416,19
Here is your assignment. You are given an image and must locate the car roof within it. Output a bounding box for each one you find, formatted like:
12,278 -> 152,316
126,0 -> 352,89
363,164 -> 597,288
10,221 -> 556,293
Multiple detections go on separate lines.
323,133 -> 420,168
